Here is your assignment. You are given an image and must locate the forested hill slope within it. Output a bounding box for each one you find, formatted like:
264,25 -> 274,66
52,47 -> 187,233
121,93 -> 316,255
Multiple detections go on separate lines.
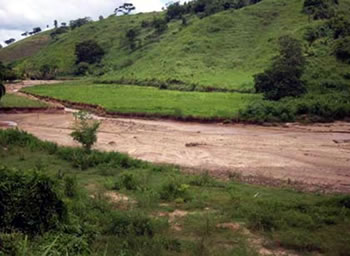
1,0 -> 350,91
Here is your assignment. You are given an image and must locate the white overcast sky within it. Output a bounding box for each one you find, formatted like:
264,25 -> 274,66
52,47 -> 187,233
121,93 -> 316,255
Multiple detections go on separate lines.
0,0 -> 173,46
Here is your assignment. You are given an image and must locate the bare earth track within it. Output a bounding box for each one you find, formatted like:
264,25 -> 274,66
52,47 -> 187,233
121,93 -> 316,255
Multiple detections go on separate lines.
1,81 -> 350,193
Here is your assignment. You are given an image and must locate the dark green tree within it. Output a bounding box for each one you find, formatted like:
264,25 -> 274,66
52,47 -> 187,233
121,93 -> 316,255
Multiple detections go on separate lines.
303,0 -> 338,20
166,2 -> 186,21
70,17 -> 91,30
334,36 -> 350,63
115,3 -> 136,15
75,40 -> 105,64
0,83 -> 5,101
254,36 -> 307,100
126,28 -> 138,50
152,18 -> 168,34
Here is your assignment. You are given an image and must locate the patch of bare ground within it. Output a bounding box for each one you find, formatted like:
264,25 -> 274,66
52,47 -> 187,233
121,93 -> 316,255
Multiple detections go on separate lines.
154,210 -> 189,231
217,222 -> 299,256
104,191 -> 136,204
2,111 -> 349,192
5,80 -> 64,93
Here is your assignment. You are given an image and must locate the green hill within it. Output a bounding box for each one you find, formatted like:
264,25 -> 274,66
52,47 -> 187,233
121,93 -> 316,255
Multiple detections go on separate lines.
1,0 -> 349,92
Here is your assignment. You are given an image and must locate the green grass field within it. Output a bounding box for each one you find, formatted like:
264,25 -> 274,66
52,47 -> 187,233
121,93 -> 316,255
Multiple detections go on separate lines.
23,82 -> 260,119
1,129 -> 350,255
0,94 -> 48,108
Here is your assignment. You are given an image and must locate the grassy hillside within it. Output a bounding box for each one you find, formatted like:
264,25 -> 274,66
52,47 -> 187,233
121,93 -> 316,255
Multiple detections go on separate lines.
0,32 -> 51,64
1,0 -> 349,91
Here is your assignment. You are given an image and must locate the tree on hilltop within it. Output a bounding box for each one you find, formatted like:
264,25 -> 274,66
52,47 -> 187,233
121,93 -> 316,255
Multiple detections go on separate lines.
115,3 -> 136,15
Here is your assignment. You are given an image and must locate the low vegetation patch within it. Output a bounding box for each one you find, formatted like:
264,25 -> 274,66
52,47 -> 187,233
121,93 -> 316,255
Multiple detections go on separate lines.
0,94 -> 48,108
1,129 -> 350,255
22,81 -> 260,120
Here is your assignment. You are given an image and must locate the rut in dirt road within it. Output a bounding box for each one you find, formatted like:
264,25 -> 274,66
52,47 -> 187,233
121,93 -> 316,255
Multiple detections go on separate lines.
1,112 -> 350,193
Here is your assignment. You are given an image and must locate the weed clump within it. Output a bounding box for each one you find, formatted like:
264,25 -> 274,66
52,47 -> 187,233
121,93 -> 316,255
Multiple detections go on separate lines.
159,180 -> 191,202
0,167 -> 67,235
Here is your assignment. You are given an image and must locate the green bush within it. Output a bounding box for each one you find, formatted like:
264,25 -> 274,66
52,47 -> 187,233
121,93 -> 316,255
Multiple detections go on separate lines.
0,83 -> 5,101
114,173 -> 139,191
303,0 -> 338,20
239,89 -> 350,123
70,111 -> 100,152
74,62 -> 90,76
75,40 -> 105,64
0,61 -> 19,82
0,167 -> 67,235
106,212 -> 155,237
254,36 -> 306,100
0,233 -> 24,256
333,36 -> 350,63
159,180 -> 191,201
50,26 -> 69,39
327,15 -> 350,39
70,17 -> 91,30
64,176 -> 78,198
304,24 -> 332,44
152,17 -> 168,34
39,64 -> 58,80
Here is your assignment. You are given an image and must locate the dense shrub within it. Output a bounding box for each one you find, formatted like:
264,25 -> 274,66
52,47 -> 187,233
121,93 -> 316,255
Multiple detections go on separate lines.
0,61 -> 18,82
166,0 -> 262,21
126,28 -> 138,50
75,40 -> 105,64
166,2 -> 187,21
303,0 -> 338,20
50,26 -> 69,39
74,62 -> 90,75
0,167 -> 67,235
239,90 -> 350,123
333,36 -> 350,63
39,64 -> 58,80
64,176 -> 78,198
327,15 -> 350,39
114,173 -> 139,191
254,36 -> 306,100
70,17 -> 91,30
0,83 -> 5,101
107,212 -> 155,237
304,24 -> 332,44
159,180 -> 191,201
152,18 -> 168,34
239,101 -> 296,123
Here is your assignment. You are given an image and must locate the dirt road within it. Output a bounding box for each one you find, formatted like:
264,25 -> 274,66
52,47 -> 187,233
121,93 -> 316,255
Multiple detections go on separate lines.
1,81 -> 350,192
1,111 -> 350,192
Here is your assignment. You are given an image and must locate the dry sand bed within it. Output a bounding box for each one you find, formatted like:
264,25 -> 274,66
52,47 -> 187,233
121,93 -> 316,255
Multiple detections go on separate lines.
1,112 -> 349,192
